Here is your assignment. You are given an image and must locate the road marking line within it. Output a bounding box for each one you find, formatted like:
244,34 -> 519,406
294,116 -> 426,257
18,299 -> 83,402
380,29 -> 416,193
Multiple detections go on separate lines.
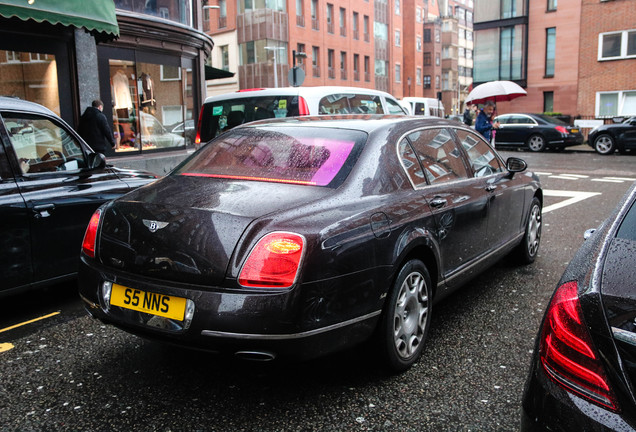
0,343 -> 14,353
543,190 -> 601,214
591,179 -> 625,183
0,311 -> 60,334
604,177 -> 636,181
548,175 -> 584,180
534,172 -> 552,176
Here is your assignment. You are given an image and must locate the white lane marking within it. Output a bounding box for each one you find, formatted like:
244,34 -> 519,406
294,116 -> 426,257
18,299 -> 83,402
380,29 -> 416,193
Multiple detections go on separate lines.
534,172 -> 552,176
591,179 -> 626,183
548,175 -> 582,180
543,190 -> 601,214
603,177 -> 636,182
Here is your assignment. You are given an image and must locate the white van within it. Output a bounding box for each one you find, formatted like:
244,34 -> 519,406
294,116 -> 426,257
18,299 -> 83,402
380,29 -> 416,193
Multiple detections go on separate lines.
196,86 -> 407,144
398,97 -> 445,118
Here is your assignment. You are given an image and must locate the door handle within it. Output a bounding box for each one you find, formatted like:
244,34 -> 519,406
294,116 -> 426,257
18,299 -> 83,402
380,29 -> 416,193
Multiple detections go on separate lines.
485,184 -> 496,192
430,197 -> 447,208
33,203 -> 55,218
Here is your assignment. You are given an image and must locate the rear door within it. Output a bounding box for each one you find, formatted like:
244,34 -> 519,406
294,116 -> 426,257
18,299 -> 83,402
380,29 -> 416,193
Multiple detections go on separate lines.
405,127 -> 491,285
2,111 -> 132,285
0,114 -> 32,293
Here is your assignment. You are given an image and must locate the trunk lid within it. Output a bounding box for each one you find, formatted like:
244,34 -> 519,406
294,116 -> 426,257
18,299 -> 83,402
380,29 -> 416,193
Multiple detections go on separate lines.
98,175 -> 326,286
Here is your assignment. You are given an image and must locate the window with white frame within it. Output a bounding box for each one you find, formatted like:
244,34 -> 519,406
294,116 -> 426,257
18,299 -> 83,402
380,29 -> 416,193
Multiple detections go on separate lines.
596,91 -> 636,117
598,30 -> 636,60
416,68 -> 422,85
395,30 -> 401,46
395,64 -> 401,83
416,7 -> 421,22
161,65 -> 181,81
417,36 -> 422,51
395,0 -> 400,15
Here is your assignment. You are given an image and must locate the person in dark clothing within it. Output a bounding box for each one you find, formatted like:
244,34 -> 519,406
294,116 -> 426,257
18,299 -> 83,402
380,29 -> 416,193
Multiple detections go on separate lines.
463,105 -> 475,126
78,100 -> 116,154
474,100 -> 500,144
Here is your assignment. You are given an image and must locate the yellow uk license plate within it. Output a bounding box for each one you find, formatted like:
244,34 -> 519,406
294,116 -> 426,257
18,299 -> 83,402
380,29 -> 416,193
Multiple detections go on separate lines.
571,128 -> 579,133
110,284 -> 187,321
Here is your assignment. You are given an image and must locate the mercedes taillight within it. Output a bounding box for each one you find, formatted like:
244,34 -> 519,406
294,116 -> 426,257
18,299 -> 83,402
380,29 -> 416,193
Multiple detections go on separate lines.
539,281 -> 619,411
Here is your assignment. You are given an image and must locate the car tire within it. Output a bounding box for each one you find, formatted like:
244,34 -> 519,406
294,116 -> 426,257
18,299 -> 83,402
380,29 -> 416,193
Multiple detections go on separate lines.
594,134 -> 616,155
377,259 -> 432,372
527,134 -> 546,152
514,197 -> 542,264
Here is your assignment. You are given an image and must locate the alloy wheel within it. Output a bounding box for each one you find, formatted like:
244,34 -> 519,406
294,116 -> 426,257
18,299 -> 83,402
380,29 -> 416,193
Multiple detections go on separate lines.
393,271 -> 429,359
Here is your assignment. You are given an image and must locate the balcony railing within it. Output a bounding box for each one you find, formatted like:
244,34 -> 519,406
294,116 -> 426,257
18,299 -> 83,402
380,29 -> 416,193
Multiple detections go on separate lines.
354,70 -> 360,81
328,67 -> 335,79
312,18 -> 319,30
218,15 -> 227,28
313,65 -> 321,77
340,69 -> 347,80
296,14 -> 305,27
353,29 -> 359,40
340,26 -> 346,37
364,32 -> 369,42
327,22 -> 334,33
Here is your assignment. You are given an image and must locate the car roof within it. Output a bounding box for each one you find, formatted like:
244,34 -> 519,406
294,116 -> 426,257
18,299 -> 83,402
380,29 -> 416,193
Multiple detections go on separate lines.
0,96 -> 58,116
204,86 -> 399,103
237,114 -> 463,133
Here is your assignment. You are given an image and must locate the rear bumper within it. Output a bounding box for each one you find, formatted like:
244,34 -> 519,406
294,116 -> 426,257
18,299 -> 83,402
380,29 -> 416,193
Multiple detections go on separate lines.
78,257 -> 381,361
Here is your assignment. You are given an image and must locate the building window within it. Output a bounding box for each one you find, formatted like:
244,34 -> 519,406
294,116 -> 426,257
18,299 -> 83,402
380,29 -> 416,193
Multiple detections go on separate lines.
416,7 -> 421,22
328,49 -> 335,79
436,53 -> 440,66
436,75 -> 440,89
353,54 -> 360,81
395,0 -> 400,15
424,52 -> 431,66
220,45 -> 229,71
547,0 -> 557,11
364,16 -> 370,42
340,51 -> 347,79
395,64 -> 401,83
545,28 -> 556,77
161,65 -> 181,81
312,46 -> 320,77
423,28 -> 431,43
340,7 -> 347,36
543,91 -> 554,112
423,75 -> 431,88
353,12 -> 359,40
416,68 -> 422,85
417,36 -> 422,51
599,30 -> 636,60
395,30 -> 401,47
364,55 -> 370,81
435,29 -> 440,43
597,91 -> 636,117
311,0 -> 319,30
327,4 -> 334,33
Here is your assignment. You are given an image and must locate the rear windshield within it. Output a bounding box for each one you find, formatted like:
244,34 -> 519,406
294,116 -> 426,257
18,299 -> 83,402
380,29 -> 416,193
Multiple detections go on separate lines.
199,95 -> 301,142
175,126 -> 367,188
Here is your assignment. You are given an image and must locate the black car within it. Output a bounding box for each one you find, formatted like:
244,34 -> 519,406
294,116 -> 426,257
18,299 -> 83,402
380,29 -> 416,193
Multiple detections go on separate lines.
0,97 -> 157,298
588,117 -> 636,155
494,113 -> 584,152
521,182 -> 636,430
78,115 -> 542,371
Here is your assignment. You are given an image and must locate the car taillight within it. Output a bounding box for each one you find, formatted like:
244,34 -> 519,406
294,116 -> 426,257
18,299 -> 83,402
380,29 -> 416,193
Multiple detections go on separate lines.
82,209 -> 102,258
555,125 -> 568,134
539,281 -> 619,411
195,105 -> 204,145
238,232 -> 305,288
298,96 -> 310,116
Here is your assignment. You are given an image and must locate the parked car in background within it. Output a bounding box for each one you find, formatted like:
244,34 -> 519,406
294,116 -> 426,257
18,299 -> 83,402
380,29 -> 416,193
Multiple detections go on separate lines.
588,116 -> 636,155
79,115 -> 542,372
139,112 -> 185,149
398,97 -> 445,118
521,181 -> 636,431
0,96 -> 157,298
169,120 -> 196,147
493,113 -> 584,152
196,86 -> 406,144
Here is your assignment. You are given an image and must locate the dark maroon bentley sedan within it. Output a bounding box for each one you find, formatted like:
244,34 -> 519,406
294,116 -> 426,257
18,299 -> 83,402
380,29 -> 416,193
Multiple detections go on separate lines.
79,115 -> 542,371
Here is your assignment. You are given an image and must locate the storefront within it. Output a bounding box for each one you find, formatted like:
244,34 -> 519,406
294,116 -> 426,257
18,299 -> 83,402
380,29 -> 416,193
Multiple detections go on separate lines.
0,0 -> 212,160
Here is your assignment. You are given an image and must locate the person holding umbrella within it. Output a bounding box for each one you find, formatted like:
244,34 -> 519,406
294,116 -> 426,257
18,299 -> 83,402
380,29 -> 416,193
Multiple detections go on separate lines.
475,100 -> 500,144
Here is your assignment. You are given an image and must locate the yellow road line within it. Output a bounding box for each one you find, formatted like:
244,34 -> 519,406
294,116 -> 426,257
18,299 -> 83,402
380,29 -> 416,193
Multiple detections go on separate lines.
0,311 -> 60,334
0,343 -> 14,353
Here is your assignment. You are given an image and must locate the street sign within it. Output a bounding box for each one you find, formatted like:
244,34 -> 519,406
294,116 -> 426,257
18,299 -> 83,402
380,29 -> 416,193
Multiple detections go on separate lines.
288,67 -> 305,87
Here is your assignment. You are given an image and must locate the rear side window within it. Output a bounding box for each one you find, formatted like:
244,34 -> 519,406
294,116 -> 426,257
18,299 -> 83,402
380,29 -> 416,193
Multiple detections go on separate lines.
455,129 -> 503,177
199,95 -> 301,142
617,199 -> 636,241
318,94 -> 382,114
176,126 -> 367,188
407,128 -> 469,184
385,98 -> 406,114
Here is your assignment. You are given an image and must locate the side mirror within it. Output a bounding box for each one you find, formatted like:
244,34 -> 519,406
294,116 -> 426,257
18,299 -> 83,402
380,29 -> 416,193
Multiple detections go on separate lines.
506,157 -> 527,173
87,152 -> 106,170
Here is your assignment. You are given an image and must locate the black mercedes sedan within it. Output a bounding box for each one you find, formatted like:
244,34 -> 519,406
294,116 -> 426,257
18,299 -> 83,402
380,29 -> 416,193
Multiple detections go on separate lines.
521,182 -> 636,430
494,113 -> 584,152
78,115 -> 542,371
0,97 -> 157,298
588,117 -> 636,155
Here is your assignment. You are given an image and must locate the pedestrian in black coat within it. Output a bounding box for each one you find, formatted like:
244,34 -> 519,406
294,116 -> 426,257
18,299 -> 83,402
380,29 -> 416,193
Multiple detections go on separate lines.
78,100 -> 115,154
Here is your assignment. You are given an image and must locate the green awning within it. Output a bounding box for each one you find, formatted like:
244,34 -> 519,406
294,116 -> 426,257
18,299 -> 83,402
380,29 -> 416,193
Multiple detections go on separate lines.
0,0 -> 119,40
205,65 -> 234,80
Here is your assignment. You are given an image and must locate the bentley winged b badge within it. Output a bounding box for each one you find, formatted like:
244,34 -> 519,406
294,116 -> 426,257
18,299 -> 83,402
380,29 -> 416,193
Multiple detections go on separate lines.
143,219 -> 169,233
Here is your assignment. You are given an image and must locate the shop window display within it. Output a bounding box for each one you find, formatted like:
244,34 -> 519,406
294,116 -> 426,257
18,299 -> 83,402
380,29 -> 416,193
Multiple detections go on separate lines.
109,59 -> 192,153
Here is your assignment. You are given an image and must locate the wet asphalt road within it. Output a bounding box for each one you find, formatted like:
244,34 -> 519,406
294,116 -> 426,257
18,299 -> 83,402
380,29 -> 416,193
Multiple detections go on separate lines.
1,150 -> 635,431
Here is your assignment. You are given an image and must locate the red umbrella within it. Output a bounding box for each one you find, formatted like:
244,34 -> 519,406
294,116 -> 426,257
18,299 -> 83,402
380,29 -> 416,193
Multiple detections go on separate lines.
465,80 -> 527,105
